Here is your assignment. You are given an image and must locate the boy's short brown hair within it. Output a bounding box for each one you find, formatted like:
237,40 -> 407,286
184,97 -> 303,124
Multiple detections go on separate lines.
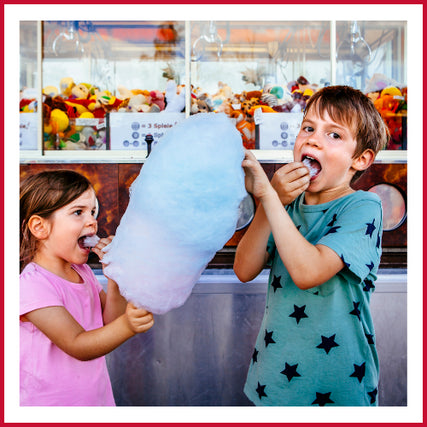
304,85 -> 390,159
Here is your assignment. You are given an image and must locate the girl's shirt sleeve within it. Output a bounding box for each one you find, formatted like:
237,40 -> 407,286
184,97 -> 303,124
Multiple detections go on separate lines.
317,192 -> 383,281
20,266 -> 64,316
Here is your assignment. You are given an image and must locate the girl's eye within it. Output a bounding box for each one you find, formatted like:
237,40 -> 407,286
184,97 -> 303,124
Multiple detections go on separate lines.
74,210 -> 82,216
91,209 -> 97,217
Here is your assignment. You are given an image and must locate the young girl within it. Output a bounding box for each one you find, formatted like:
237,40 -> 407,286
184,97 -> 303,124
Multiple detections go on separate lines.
234,86 -> 389,406
20,169 -> 154,406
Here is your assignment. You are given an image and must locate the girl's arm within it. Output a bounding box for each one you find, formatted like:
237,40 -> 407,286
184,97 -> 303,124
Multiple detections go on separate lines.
25,303 -> 154,361
242,151 -> 344,289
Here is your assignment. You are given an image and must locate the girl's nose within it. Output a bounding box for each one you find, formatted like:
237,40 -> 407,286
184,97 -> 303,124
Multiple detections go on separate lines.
87,214 -> 98,228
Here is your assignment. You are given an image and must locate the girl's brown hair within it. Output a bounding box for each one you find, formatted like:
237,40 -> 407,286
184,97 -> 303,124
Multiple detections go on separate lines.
304,85 -> 390,182
20,170 -> 92,270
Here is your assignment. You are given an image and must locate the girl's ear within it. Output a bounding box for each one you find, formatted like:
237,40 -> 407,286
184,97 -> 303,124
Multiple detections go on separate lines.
352,149 -> 375,172
27,215 -> 50,240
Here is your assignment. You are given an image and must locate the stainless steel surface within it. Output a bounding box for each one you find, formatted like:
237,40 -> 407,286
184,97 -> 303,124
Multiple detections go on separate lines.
97,269 -> 407,406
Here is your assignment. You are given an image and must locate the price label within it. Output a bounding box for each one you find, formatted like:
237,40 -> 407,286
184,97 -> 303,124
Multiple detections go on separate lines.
20,113 -> 38,150
109,113 -> 185,150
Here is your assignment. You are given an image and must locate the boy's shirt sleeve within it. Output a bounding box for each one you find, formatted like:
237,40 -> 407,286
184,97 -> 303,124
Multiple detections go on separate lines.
317,193 -> 383,281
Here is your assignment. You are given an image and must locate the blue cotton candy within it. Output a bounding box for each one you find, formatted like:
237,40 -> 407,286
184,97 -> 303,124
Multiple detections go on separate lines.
102,113 -> 247,314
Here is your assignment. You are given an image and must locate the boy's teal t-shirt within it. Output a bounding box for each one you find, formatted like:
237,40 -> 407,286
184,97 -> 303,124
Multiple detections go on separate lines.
244,190 -> 382,406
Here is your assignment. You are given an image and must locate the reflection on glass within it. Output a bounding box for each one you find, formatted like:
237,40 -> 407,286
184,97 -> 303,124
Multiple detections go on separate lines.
19,20 -> 408,153
20,21 -> 39,150
39,21 -> 185,150
368,184 -> 406,231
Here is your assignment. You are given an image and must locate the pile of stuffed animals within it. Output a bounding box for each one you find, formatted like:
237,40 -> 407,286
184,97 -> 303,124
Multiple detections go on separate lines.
367,85 -> 407,150
19,73 -> 407,151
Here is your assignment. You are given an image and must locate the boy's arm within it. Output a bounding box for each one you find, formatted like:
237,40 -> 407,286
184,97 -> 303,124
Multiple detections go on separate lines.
234,203 -> 271,282
24,303 -> 154,361
259,188 -> 344,289
242,150 -> 344,289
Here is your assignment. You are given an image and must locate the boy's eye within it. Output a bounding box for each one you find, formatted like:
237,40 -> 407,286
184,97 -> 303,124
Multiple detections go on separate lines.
74,209 -> 82,216
91,209 -> 97,217
303,126 -> 314,133
328,132 -> 341,140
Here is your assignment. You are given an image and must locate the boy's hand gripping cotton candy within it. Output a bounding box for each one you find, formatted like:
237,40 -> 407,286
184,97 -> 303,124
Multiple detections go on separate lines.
102,113 -> 247,314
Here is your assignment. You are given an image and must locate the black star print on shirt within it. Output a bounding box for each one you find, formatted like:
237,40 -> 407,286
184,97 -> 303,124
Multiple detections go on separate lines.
271,275 -> 282,292
317,334 -> 339,354
312,392 -> 334,406
327,214 -> 338,227
325,225 -> 341,235
289,304 -> 308,324
264,330 -> 276,347
368,388 -> 378,404
350,362 -> 366,383
252,348 -> 259,364
365,219 -> 376,237
365,333 -> 375,344
256,382 -> 267,399
376,233 -> 381,248
363,279 -> 375,292
366,261 -> 375,271
280,363 -> 301,382
350,302 -> 361,320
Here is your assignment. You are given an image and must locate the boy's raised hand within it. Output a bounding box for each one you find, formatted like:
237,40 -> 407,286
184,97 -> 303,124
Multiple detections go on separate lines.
242,150 -> 275,201
271,162 -> 310,205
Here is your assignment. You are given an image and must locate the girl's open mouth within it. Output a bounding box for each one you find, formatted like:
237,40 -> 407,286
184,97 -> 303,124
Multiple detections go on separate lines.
78,235 -> 100,249
302,155 -> 322,179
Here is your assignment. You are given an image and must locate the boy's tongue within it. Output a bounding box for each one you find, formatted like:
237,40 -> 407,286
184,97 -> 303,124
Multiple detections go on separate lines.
302,157 -> 321,178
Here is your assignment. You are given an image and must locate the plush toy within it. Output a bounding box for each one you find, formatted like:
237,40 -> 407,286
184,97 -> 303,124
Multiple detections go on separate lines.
70,83 -> 90,99
43,86 -> 59,98
164,80 -> 185,113
88,90 -> 122,117
149,90 -> 165,111
230,109 -> 255,149
212,81 -> 233,110
195,98 -> 213,113
20,98 -> 37,113
59,77 -> 75,98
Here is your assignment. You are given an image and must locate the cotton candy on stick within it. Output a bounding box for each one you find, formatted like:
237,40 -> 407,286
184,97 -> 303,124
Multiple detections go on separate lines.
102,113 -> 247,314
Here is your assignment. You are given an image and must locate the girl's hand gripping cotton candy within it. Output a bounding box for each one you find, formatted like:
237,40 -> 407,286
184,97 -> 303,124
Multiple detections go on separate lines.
102,113 -> 247,314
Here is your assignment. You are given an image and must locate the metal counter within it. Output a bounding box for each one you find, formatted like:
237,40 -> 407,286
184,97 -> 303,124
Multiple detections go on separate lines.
96,269 -> 407,406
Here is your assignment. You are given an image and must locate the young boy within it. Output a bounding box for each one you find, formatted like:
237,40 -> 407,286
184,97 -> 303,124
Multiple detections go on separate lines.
234,85 -> 389,406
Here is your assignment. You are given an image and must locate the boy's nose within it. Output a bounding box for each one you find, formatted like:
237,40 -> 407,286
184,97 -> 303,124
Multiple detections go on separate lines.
305,135 -> 320,147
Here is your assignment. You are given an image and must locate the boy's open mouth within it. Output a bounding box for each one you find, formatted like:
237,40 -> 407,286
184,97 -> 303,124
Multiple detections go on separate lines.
302,155 -> 322,179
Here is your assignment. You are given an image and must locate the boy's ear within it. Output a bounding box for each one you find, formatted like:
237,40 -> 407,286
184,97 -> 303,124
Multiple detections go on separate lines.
352,149 -> 375,172
27,215 -> 50,240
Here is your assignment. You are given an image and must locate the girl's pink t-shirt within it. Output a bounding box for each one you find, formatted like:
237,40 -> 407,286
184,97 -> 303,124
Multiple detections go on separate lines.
20,262 -> 115,406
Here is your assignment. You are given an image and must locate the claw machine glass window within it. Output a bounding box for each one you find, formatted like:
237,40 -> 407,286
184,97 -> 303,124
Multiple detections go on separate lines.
20,21 -> 39,151
190,21 -> 332,158
40,21 -> 185,152
336,21 -> 407,150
